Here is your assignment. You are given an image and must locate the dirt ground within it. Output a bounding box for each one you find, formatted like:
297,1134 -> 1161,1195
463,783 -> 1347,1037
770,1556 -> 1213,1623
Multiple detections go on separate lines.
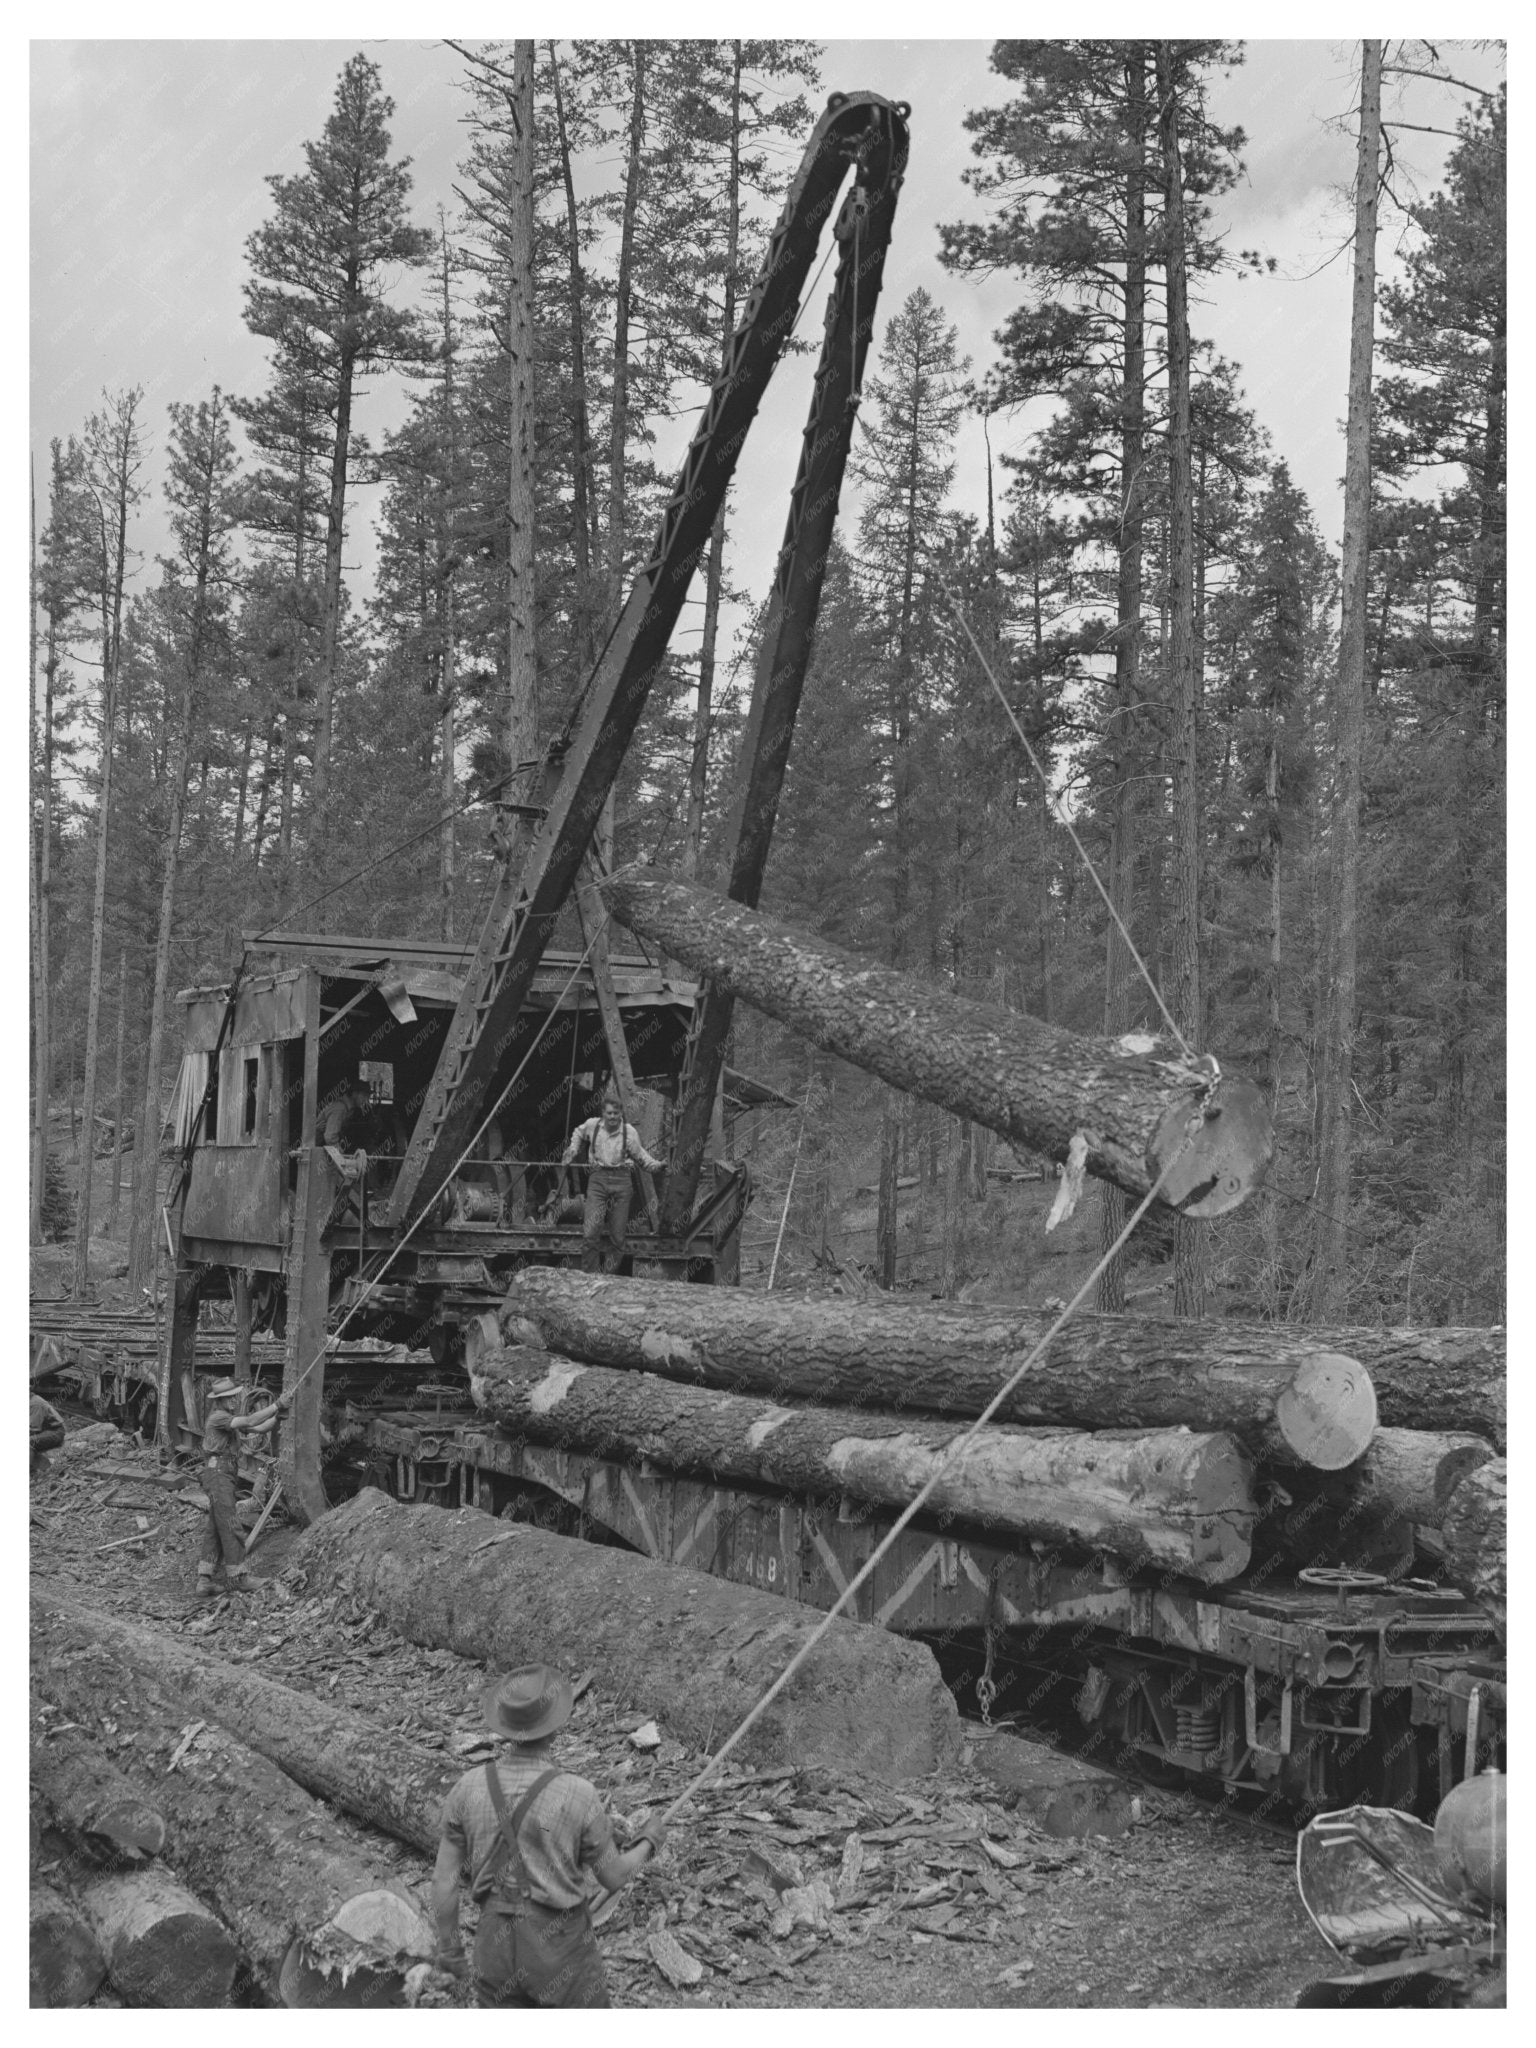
31,1422 -> 1331,2010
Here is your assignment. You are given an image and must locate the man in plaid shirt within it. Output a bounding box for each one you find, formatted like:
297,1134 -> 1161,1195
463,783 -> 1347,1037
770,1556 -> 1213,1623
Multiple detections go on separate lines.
431,1663 -> 667,2005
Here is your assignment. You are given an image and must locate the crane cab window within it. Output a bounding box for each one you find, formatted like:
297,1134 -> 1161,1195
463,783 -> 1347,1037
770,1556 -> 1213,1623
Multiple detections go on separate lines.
217,1044 -> 272,1146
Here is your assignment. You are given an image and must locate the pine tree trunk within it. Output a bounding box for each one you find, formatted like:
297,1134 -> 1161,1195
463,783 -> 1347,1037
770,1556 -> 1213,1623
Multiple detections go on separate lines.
471,1344 -> 1256,1579
1312,40 -> 1382,1317
72,626 -> 119,1299
106,956 -> 127,1231
1157,43 -> 1205,1319
876,1088 -> 900,1287
30,477 -> 50,1246
683,41 -> 743,878
499,1267 -> 1378,1470
309,332 -> 358,861
505,39 -> 539,878
601,866 -> 1269,1211
548,41 -> 598,676
1095,46 -> 1151,1317
607,43 -> 646,621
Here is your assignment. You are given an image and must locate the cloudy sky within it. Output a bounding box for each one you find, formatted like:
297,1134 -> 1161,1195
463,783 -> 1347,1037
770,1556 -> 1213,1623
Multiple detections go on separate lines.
28,28 -> 1504,684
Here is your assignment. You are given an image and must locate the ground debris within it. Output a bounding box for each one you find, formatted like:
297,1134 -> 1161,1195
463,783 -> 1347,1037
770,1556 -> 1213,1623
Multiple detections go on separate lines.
32,1423 -> 1327,2008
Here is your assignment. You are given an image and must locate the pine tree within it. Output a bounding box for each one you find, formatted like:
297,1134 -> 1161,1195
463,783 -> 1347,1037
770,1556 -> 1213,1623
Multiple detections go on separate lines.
127,392 -> 241,1288
72,387 -> 146,1298
851,287 -> 968,1286
1311,40 -> 1382,1319
241,52 -> 434,868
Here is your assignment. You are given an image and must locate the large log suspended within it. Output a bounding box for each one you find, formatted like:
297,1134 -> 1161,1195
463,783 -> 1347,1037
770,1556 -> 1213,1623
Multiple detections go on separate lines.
601,866 -> 1271,1214
79,1868 -> 239,2009
291,1487 -> 961,1782
31,1587 -> 433,2006
498,1268 -> 1376,1471
470,1343 -> 1256,1581
35,1593 -> 455,1859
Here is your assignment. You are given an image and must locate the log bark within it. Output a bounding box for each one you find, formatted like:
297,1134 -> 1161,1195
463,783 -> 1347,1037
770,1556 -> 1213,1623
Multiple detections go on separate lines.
1441,1458 -> 1505,1633
31,1587 -> 433,2005
498,1268 -> 1375,1471
1253,1428 -> 1495,1577
31,1883 -> 107,2007
1330,1428 -> 1495,1526
31,1718 -> 167,1862
599,866 -> 1270,1215
1309,1323 -> 1504,1450
292,1486 -> 962,1782
35,1590 -> 454,1858
80,1867 -> 239,2007
470,1343 -> 1255,1581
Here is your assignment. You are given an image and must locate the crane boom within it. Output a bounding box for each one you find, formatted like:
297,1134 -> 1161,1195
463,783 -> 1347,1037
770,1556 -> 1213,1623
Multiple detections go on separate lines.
389,91 -> 910,1231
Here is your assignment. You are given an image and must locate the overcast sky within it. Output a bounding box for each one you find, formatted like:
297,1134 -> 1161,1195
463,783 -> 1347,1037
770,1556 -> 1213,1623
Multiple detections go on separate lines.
28,29 -> 1505,686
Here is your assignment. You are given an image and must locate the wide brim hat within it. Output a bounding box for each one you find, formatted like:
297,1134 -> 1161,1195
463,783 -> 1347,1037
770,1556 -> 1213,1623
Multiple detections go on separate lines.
484,1664 -> 573,1743
207,1377 -> 243,1401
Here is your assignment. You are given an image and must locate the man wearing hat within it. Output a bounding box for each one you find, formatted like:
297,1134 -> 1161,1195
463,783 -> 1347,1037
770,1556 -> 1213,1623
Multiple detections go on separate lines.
561,1088 -> 663,1273
430,1663 -> 667,2005
197,1377 -> 290,1598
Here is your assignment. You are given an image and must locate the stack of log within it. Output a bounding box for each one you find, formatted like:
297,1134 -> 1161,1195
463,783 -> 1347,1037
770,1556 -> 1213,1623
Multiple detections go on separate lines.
30,1588 -> 440,2009
481,1270 -> 1505,1607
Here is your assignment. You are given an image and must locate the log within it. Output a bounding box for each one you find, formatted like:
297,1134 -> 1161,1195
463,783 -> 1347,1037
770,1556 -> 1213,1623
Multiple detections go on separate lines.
1308,1324 -> 1505,1451
498,1268 -> 1377,1471
30,1883 -> 107,2007
31,1716 -> 167,1862
291,1487 -> 962,1782
470,1344 -> 1256,1581
33,1590 -> 455,1858
973,1733 -> 1138,1839
1331,1428 -> 1496,1527
1441,1458 -> 1505,1632
1253,1427 -> 1497,1575
80,1868 -> 239,2007
600,866 -> 1270,1214
30,1587 -> 433,2006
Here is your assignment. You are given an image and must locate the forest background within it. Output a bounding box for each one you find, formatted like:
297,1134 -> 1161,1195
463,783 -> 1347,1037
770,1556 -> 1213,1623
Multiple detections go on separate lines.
26,36 -> 1506,1329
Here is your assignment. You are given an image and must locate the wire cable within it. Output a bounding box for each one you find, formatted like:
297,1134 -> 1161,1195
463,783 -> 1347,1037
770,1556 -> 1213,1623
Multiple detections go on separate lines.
847,407 -> 1196,1064
654,1132 -> 1194,1829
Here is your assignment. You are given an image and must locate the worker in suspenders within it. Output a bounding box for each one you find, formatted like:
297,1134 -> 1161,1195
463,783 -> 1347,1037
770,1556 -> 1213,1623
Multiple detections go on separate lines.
431,1663 -> 667,2005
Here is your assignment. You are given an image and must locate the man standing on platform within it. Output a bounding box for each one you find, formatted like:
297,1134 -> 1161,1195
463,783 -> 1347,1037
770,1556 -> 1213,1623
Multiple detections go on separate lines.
561,1090 -> 663,1273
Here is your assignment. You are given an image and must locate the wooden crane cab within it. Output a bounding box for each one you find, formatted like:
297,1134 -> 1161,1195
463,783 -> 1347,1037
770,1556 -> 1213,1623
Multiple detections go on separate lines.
159,932 -> 757,1520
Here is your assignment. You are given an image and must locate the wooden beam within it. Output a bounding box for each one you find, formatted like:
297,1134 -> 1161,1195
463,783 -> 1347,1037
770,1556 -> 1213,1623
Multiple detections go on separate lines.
280,967 -> 330,1525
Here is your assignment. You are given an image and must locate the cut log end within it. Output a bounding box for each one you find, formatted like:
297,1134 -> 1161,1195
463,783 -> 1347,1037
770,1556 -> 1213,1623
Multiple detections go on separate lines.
278,1890 -> 435,2010
1150,1074 -> 1272,1218
31,1885 -> 107,2009
1273,1353 -> 1379,1471
82,1868 -> 240,2008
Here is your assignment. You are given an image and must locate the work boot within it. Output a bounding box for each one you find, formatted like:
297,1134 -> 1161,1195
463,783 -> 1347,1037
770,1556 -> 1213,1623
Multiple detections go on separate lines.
196,1571 -> 219,1600
225,1567 -> 253,1593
